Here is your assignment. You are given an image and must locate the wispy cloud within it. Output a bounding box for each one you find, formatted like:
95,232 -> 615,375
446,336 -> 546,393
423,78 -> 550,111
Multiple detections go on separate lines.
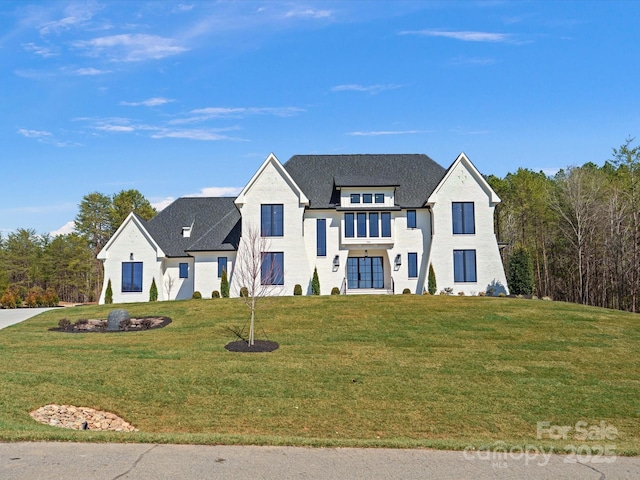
150,128 -> 245,141
18,127 -> 80,147
448,56 -> 497,66
22,42 -> 58,58
152,197 -> 175,211
39,2 -> 103,35
120,97 -> 174,107
331,84 -> 402,95
172,106 -> 304,124
188,186 -> 243,197
73,34 -> 188,62
50,221 -> 75,237
73,67 -> 111,75
18,128 -> 52,139
285,8 -> 333,19
400,30 -> 512,43
348,130 -> 429,136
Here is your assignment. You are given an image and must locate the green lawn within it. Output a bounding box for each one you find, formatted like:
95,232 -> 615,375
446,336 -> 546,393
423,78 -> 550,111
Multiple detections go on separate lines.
0,295 -> 638,454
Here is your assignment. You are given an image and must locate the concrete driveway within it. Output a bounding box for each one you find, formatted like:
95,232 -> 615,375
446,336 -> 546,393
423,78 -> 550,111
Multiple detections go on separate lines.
0,308 -> 56,330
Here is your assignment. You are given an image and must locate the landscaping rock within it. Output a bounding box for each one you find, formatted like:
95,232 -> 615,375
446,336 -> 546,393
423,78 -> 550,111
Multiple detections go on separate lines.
106,309 -> 130,331
30,404 -> 138,432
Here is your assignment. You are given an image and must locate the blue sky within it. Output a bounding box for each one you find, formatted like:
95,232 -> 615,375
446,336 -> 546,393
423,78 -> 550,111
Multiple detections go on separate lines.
1,1 -> 639,236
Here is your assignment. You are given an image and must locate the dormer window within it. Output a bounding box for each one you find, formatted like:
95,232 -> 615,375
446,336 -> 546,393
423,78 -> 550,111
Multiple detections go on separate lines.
375,193 -> 384,203
362,194 -> 372,204
350,194 -> 361,204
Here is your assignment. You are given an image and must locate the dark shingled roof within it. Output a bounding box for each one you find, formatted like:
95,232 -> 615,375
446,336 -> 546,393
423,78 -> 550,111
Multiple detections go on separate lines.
283,154 -> 447,208
144,197 -> 240,257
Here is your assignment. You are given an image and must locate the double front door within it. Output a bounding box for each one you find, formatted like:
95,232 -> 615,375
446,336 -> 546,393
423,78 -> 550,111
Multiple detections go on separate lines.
347,257 -> 384,289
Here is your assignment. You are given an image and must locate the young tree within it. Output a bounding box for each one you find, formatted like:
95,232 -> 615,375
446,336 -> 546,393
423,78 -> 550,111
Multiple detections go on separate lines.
149,277 -> 158,302
428,263 -> 437,295
164,274 -> 175,300
105,279 -> 113,304
311,267 -> 320,295
220,268 -> 229,298
233,224 -> 281,346
508,246 -> 534,295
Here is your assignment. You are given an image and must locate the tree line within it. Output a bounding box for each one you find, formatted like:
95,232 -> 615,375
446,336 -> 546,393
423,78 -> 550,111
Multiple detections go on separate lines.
2,140 -> 639,312
0,190 -> 155,307
489,138 -> 640,312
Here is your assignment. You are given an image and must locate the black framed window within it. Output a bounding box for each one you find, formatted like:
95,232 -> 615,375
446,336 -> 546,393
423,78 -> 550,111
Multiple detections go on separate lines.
122,262 -> 143,292
381,212 -> 391,237
317,219 -> 326,256
357,212 -> 367,237
454,250 -> 477,282
362,193 -> 372,204
345,213 -> 354,238
407,210 -> 417,228
369,212 -> 379,237
408,253 -> 418,278
218,257 -> 227,277
261,252 -> 284,285
261,204 -> 284,237
374,193 -> 384,204
350,194 -> 360,204
452,202 -> 475,234
179,262 -> 188,279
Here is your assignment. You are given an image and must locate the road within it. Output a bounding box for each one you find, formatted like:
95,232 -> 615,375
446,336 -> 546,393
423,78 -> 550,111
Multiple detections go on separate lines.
1,442 -> 639,479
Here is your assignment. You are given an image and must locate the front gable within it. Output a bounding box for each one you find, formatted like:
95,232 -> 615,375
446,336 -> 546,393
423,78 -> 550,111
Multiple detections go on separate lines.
235,153 -> 309,209
426,153 -> 500,207
97,212 -> 165,260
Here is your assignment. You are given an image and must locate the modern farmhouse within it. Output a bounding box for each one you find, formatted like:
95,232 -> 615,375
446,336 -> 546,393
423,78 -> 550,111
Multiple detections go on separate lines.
97,152 -> 508,303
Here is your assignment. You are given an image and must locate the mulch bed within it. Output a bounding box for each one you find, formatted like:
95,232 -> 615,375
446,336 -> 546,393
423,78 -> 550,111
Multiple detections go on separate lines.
224,340 -> 279,352
50,317 -> 172,333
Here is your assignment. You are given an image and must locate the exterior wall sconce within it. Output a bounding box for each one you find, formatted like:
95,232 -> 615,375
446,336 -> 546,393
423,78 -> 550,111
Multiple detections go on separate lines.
364,250 -> 368,258
394,254 -> 401,267
333,255 -> 340,267
130,253 -> 134,261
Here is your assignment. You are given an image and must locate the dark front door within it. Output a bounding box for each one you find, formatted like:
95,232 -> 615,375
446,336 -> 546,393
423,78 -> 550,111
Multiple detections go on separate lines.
347,257 -> 384,289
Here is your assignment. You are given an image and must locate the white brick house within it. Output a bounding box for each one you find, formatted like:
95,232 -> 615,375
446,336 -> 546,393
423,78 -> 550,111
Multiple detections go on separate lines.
97,152 -> 508,303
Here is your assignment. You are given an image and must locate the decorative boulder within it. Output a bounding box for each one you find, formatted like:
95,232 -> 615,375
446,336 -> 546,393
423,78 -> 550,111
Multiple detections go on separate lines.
106,309 -> 130,332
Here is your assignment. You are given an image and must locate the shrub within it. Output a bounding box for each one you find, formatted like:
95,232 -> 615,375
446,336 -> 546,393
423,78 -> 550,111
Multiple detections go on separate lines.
458,291 -> 465,296
428,264 -> 437,295
240,287 -> 249,298
498,292 -> 506,297
220,269 -> 229,298
149,278 -> 158,302
423,290 -> 431,295
0,288 -> 17,309
212,290 -> 220,298
293,284 -> 303,295
58,318 -> 71,330
192,291 -> 202,299
43,288 -> 59,307
311,267 -> 320,295
331,287 -> 340,295
444,287 -> 454,295
105,279 -> 113,304
478,291 -> 485,297
402,288 -> 411,294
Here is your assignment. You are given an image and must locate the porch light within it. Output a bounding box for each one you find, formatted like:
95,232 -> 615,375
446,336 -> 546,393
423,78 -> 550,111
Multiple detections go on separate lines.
365,250 -> 368,258
130,253 -> 134,261
333,255 -> 340,267
394,254 -> 401,267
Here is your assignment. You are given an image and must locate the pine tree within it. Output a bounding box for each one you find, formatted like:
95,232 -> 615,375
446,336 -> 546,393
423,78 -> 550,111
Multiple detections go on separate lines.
428,263 -> 437,295
149,277 -> 158,301
311,267 -> 320,295
105,279 -> 113,304
220,268 -> 229,298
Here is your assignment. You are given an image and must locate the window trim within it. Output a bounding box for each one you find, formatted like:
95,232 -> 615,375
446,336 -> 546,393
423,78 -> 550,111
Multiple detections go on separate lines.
350,194 -> 361,204
374,193 -> 384,204
407,210 -> 417,229
316,219 -> 326,257
261,204 -> 284,237
261,252 -> 284,285
408,253 -> 418,278
381,212 -> 392,238
345,212 -> 355,238
218,257 -> 228,278
453,249 -> 477,283
179,262 -> 188,279
357,212 -> 367,237
362,193 -> 373,204
452,202 -> 475,235
121,262 -> 143,293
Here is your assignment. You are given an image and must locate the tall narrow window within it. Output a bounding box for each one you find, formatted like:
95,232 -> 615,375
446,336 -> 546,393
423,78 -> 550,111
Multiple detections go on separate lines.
453,250 -> 477,282
381,212 -> 391,237
408,253 -> 418,278
407,210 -> 417,229
218,257 -> 228,277
122,262 -> 143,292
261,252 -> 284,285
357,212 -> 367,237
261,204 -> 284,237
179,262 -> 188,279
369,212 -> 379,237
316,219 -> 326,256
452,202 -> 475,234
345,213 -> 354,238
